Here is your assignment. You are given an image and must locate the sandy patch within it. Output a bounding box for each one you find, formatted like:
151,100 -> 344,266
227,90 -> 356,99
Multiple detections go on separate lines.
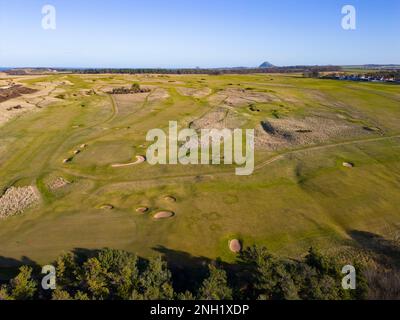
100,204 -> 114,210
112,92 -> 150,104
0,186 -> 40,219
136,207 -> 149,214
208,88 -> 279,107
255,116 -> 371,150
343,162 -> 354,168
111,155 -> 146,168
229,239 -> 242,253
48,177 -> 71,190
190,107 -> 246,131
163,195 -> 177,202
153,211 -> 175,219
0,100 -> 37,126
0,81 -> 65,126
176,87 -> 212,98
148,88 -> 170,101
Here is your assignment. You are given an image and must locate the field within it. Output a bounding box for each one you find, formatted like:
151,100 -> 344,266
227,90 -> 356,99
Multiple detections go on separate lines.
0,72 -> 400,273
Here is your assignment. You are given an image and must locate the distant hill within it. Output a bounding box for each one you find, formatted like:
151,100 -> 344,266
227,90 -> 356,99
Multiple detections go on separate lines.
259,61 -> 275,68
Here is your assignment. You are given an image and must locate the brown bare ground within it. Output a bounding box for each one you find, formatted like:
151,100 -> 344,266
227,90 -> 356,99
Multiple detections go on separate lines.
190,107 -> 246,131
176,87 -> 212,98
208,88 -> 280,107
255,115 -> 372,150
47,177 -> 71,191
0,81 -> 65,127
148,88 -> 170,101
0,85 -> 37,103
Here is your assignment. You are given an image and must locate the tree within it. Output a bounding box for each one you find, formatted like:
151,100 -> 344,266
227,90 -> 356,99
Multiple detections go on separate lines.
96,248 -> 138,299
131,83 -> 141,92
54,252 -> 80,290
133,256 -> 174,300
0,286 -> 12,300
305,247 -> 339,277
303,70 -> 320,78
52,289 -> 73,300
198,265 -> 232,300
82,257 -> 110,299
9,266 -> 37,300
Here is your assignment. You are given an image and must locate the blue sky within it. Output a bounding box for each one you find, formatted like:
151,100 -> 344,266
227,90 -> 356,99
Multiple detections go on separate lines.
0,0 -> 399,68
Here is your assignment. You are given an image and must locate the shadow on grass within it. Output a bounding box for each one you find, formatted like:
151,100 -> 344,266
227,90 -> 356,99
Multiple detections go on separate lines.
348,230 -> 400,269
0,255 -> 39,282
348,230 -> 400,299
153,246 -> 249,295
153,245 -> 217,293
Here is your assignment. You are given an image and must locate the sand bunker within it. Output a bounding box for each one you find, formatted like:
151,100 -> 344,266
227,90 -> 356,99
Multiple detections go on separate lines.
153,211 -> 175,219
256,116 -> 371,150
63,157 -> 73,164
0,186 -> 40,219
136,207 -> 149,213
229,239 -> 242,253
163,195 -> 177,202
100,204 -> 114,210
176,87 -> 212,98
343,162 -> 354,168
111,155 -> 146,168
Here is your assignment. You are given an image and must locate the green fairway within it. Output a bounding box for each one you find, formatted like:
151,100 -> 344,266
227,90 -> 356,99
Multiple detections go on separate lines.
0,73 -> 399,268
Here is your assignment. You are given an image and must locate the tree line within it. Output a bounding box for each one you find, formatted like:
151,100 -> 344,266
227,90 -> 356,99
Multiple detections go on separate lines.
0,246 -> 368,300
109,83 -> 150,94
53,66 -> 340,76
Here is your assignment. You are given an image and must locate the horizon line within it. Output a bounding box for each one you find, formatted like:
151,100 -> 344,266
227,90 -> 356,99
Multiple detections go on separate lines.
2,63 -> 400,70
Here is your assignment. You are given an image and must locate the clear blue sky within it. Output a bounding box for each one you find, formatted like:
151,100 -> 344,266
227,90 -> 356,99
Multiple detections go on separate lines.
0,0 -> 399,68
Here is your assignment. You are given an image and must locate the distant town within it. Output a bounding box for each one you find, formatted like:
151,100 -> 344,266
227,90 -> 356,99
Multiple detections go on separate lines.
322,72 -> 400,84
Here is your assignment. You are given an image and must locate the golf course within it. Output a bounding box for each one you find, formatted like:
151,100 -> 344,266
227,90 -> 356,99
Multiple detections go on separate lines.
1,72 -> 399,270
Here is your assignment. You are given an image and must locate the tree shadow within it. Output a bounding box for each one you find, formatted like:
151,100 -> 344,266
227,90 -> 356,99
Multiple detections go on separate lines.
348,230 -> 400,269
348,230 -> 400,299
153,246 -> 215,293
71,248 -> 101,263
0,255 -> 39,282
